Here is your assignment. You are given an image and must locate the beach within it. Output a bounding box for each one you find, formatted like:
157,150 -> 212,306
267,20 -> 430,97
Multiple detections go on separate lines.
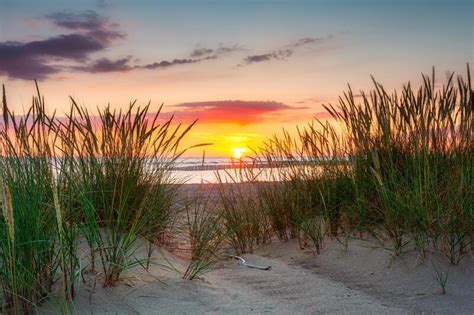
39,183 -> 474,314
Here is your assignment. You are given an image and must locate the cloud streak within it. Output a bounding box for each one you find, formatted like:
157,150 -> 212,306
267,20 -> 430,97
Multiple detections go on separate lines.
143,58 -> 198,70
76,54 -> 222,73
240,35 -> 336,66
72,57 -> 133,73
289,35 -> 334,48
244,49 -> 293,64
190,48 -> 214,58
46,10 -> 124,43
75,43 -> 244,74
47,10 -> 108,31
190,44 -> 243,58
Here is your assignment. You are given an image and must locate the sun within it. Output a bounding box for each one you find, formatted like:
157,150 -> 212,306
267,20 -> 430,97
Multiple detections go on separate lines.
231,148 -> 246,159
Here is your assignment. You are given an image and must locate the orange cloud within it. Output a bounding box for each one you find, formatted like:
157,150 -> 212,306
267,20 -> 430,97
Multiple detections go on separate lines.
170,100 -> 308,125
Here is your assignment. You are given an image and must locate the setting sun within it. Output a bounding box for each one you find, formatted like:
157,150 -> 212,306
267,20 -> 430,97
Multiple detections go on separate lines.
231,148 -> 246,159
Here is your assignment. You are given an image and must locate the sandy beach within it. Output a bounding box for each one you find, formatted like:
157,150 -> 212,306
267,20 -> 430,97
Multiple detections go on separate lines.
39,183 -> 474,314
41,238 -> 474,314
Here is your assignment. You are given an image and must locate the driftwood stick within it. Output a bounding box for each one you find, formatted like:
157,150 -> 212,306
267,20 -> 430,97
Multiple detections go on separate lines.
230,255 -> 272,271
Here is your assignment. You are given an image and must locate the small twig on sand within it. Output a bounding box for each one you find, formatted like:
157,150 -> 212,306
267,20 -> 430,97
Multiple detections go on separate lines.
230,256 -> 272,270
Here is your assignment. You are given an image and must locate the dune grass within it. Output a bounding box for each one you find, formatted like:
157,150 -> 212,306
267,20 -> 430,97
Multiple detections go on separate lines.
217,65 -> 473,263
0,85 -> 198,311
55,100 -> 197,286
216,168 -> 272,254
182,187 -> 224,280
0,85 -> 76,312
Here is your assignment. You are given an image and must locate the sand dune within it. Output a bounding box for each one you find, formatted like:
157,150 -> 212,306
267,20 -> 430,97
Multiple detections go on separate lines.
38,236 -> 473,314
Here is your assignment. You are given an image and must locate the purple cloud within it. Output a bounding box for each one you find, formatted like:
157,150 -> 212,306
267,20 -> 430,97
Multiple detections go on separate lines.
290,35 -> 334,48
74,43 -> 243,74
0,34 -> 107,80
0,10 -> 124,80
45,10 -> 124,43
143,58 -> 198,70
46,10 -> 106,31
190,44 -> 244,58
240,35 -> 336,66
190,48 -> 214,58
142,53 -> 221,70
73,57 -> 133,73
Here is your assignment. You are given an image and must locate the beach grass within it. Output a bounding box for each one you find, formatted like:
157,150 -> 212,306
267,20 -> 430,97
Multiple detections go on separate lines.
55,99 -> 197,286
0,85 -> 76,312
216,168 -> 272,254
183,187 -> 224,280
217,65 -> 473,262
0,85 -> 199,311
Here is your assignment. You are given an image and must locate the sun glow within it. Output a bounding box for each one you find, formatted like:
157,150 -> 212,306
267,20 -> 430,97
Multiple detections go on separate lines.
231,147 -> 246,159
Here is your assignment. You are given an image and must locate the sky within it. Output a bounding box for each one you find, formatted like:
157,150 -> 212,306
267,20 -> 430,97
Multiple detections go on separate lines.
1,0 -> 473,157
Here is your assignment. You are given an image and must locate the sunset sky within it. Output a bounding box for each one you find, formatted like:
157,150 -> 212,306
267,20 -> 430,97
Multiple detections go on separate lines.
1,0 -> 472,157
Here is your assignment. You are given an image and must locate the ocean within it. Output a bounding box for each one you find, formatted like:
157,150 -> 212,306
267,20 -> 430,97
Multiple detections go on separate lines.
173,157 -> 262,184
172,157 -> 316,184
